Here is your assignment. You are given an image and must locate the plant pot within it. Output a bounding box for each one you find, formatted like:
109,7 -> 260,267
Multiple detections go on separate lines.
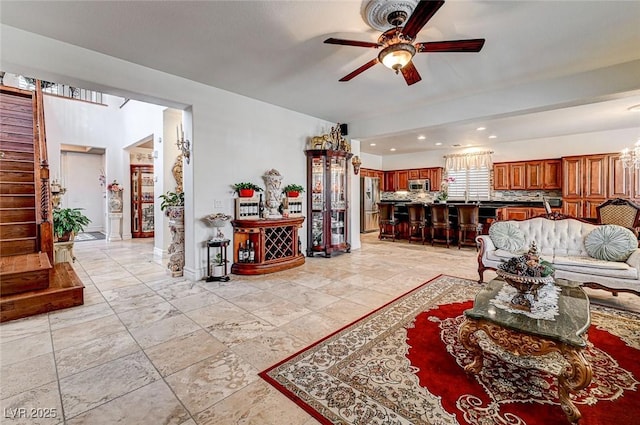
212,265 -> 225,277
238,189 -> 255,198
58,232 -> 74,242
286,191 -> 300,198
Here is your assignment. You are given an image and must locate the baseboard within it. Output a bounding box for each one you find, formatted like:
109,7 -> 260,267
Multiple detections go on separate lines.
183,266 -> 199,282
153,247 -> 166,264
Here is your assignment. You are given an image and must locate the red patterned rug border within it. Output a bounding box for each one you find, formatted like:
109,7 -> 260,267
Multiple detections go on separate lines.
258,273 -> 454,424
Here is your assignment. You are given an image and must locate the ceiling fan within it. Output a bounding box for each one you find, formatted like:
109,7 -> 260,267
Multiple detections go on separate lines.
324,0 -> 485,85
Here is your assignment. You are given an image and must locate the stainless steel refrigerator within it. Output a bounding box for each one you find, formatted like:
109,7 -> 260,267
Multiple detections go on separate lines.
360,177 -> 380,233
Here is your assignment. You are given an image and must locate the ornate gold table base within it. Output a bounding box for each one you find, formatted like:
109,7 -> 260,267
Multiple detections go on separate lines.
458,318 -> 593,424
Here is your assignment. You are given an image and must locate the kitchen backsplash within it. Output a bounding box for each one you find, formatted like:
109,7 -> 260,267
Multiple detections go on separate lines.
380,189 -> 562,202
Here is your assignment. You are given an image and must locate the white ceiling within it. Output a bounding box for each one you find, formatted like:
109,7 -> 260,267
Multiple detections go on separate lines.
2,0 -> 640,156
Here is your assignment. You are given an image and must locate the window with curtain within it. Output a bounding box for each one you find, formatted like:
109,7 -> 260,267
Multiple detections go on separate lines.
443,151 -> 493,201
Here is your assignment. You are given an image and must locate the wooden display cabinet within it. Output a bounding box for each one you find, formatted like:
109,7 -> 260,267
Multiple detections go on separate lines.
130,164 -> 154,238
231,217 -> 305,275
306,149 -> 352,257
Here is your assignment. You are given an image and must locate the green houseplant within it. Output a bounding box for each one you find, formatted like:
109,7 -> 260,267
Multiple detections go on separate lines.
232,182 -> 263,198
159,191 -> 184,212
282,184 -> 305,197
53,208 -> 91,241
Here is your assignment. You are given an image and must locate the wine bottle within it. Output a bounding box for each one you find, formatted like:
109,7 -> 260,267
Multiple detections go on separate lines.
238,242 -> 245,263
248,241 -> 255,263
259,194 -> 265,218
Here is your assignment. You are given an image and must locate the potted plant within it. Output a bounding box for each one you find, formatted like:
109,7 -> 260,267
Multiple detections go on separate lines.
282,184 -> 305,198
232,182 -> 263,198
212,253 -> 226,277
159,191 -> 184,214
53,208 -> 91,241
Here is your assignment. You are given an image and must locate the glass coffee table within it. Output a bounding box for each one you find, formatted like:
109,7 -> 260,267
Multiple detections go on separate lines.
458,277 -> 592,424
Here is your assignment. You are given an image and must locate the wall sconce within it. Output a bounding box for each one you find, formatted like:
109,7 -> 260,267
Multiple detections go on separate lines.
352,155 -> 362,175
176,124 -> 191,164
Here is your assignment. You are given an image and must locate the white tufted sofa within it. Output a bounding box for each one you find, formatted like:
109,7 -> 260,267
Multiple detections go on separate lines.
477,215 -> 640,296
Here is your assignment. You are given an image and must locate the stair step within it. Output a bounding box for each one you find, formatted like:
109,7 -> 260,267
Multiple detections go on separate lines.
0,253 -> 52,296
0,194 -> 36,208
0,151 -> 34,162
0,222 -> 37,239
0,159 -> 35,171
0,115 -> 35,129
0,140 -> 34,152
0,208 -> 36,222
1,262 -> 84,322
0,182 -> 35,194
0,170 -> 35,182
0,239 -> 37,256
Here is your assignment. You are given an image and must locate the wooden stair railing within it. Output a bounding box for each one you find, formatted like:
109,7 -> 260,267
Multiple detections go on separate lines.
0,83 -> 83,322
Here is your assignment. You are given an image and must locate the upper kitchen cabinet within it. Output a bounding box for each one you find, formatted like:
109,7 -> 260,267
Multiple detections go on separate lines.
562,156 -> 583,198
494,160 -> 560,190
542,159 -> 562,189
493,163 -> 509,190
397,170 -> 409,191
583,154 -> 608,198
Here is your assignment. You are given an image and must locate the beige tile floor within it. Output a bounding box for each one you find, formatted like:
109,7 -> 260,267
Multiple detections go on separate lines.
1,233 -> 638,425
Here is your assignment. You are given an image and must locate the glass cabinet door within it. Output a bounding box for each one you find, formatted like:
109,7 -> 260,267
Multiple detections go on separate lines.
311,157 -> 325,247
306,149 -> 352,257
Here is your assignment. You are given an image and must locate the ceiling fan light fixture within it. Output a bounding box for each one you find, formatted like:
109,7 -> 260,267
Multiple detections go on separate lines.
379,43 -> 415,73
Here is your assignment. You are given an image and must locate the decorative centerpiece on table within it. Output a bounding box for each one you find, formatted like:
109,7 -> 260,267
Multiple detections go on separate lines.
203,213 -> 232,241
496,241 -> 555,311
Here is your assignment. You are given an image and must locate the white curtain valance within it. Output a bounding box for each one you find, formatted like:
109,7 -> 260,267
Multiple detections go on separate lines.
444,151 -> 493,171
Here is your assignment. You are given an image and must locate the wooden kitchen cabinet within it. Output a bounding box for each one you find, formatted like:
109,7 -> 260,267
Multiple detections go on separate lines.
408,169 -> 420,179
419,168 -> 430,179
562,156 -> 583,198
583,154 -> 608,198
543,159 -> 562,189
493,163 -> 510,190
526,161 -> 544,190
608,155 -> 632,198
509,162 -> 527,190
397,170 -> 409,190
384,171 -> 397,192
563,199 -> 583,218
429,168 -> 443,190
504,207 -> 530,220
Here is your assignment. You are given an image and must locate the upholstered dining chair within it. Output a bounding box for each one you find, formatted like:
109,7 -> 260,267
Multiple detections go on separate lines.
596,198 -> 640,237
406,203 -> 426,244
429,204 -> 453,248
455,204 -> 481,250
378,203 -> 399,241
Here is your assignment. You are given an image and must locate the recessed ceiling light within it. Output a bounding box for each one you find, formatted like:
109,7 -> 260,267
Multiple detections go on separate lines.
370,143 -> 376,146
476,127 -> 486,131
628,104 -> 640,112
435,142 -> 443,146
466,144 -> 473,147
390,148 -> 396,151
488,135 -> 497,139
417,135 -> 426,140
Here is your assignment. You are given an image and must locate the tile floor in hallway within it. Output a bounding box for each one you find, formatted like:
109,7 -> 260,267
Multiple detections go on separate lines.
1,233 -> 638,425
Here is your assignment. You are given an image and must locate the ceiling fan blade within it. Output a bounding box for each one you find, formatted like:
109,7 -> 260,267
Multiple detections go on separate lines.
339,58 -> 380,82
416,39 -> 486,52
402,0 -> 445,39
324,38 -> 381,48
400,61 -> 422,86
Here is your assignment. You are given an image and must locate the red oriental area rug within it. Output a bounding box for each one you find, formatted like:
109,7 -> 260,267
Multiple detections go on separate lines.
260,275 -> 640,425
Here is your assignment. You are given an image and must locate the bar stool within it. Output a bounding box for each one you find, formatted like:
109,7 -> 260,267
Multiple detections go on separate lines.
407,203 -> 426,244
456,204 -> 480,250
430,204 -> 453,248
378,203 -> 399,241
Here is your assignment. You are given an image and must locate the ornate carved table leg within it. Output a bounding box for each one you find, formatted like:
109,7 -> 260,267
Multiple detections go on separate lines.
559,346 -> 593,424
458,318 -> 484,373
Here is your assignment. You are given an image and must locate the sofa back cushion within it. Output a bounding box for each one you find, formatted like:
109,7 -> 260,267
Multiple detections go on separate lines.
488,222 -> 526,252
502,217 -> 597,257
584,224 -> 638,262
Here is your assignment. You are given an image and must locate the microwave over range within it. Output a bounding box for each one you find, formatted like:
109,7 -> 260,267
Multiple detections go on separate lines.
408,179 -> 430,192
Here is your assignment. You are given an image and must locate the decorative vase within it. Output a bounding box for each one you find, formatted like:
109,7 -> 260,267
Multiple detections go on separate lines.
262,169 -> 283,218
238,189 -> 255,198
166,206 -> 185,277
496,269 -> 554,311
108,191 -> 123,213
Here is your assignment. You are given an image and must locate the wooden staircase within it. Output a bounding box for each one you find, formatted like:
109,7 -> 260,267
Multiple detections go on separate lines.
0,84 -> 83,322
